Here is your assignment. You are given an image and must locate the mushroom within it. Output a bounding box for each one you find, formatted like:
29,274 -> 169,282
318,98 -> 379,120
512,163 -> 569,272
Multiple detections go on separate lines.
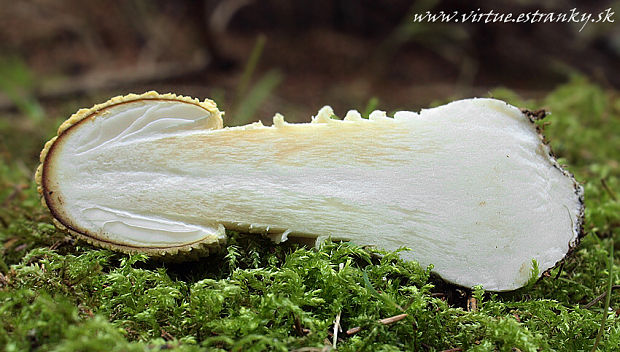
36,92 -> 583,291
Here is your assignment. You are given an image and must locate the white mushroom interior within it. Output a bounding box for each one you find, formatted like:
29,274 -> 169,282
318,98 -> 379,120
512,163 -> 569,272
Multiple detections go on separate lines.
42,97 -> 582,291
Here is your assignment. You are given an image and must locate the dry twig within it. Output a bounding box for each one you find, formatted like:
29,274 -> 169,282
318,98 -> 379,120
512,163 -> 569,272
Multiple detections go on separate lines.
346,313 -> 408,335
332,311 -> 341,348
583,285 -> 620,309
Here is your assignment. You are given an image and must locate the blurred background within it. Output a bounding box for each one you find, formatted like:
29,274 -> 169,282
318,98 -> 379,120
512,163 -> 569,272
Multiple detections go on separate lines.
0,0 -> 618,166
1,3 -> 619,350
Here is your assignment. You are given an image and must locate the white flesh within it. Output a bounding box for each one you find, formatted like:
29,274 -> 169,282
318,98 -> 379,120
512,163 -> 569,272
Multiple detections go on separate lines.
42,97 -> 582,291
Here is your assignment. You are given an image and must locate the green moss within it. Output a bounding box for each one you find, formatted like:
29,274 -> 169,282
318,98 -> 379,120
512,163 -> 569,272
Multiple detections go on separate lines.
1,77 -> 619,351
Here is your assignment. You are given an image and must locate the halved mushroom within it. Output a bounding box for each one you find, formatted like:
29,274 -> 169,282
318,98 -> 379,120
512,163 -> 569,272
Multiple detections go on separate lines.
36,92 -> 583,291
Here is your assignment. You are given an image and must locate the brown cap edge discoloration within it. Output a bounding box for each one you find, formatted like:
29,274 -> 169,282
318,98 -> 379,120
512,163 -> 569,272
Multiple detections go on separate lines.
519,105 -> 586,286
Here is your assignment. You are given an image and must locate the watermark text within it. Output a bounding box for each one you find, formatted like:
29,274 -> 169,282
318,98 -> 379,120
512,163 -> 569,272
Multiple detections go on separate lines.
412,8 -> 615,32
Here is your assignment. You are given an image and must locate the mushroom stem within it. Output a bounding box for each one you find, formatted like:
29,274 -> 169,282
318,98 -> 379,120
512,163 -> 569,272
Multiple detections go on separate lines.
37,92 -> 584,291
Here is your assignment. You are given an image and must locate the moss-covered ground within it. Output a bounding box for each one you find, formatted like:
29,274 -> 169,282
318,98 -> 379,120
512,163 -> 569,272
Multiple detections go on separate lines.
0,77 -> 618,351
